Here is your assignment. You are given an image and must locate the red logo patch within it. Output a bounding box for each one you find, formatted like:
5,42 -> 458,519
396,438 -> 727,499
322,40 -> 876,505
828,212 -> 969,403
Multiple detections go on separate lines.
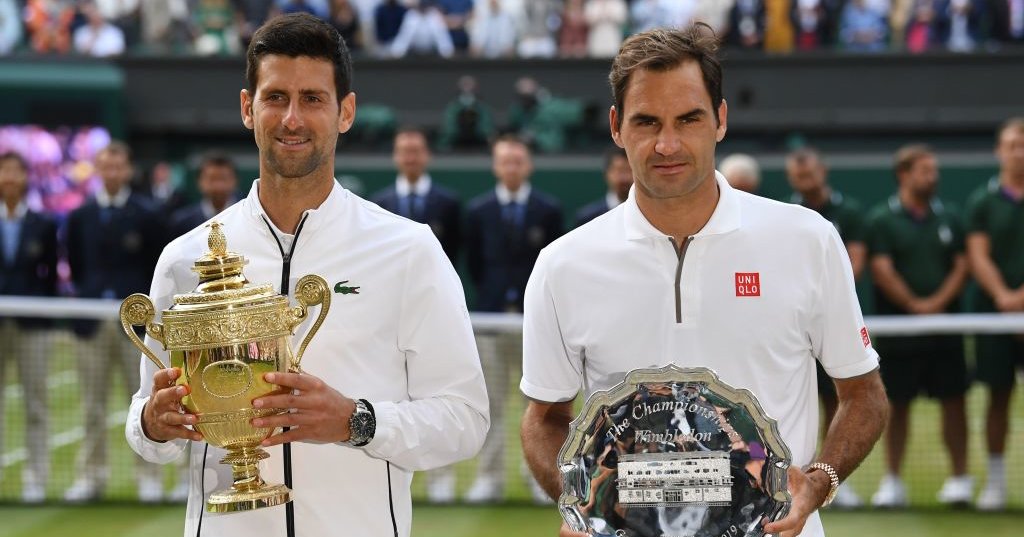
860,327 -> 871,347
735,272 -> 760,297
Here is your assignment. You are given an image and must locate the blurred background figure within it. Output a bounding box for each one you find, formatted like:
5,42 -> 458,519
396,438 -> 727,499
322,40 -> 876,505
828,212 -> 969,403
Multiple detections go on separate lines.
469,0 -> 518,58
575,146 -> 632,227
390,0 -> 454,58
328,0 -> 364,53
719,152 -> 762,195
63,141 -> 164,503
990,0 -> 1024,46
728,0 -> 766,49
73,1 -> 126,57
464,135 -> 562,504
839,0 -> 890,52
558,0 -> 588,58
169,150 -> 239,239
436,0 -> 473,55
516,0 -> 559,58
140,160 -> 188,215
585,0 -> 628,58
0,0 -> 23,54
374,0 -> 408,53
192,0 -> 239,55
0,151 -> 58,504
24,0 -> 75,54
866,144 -> 972,508
438,75 -> 495,152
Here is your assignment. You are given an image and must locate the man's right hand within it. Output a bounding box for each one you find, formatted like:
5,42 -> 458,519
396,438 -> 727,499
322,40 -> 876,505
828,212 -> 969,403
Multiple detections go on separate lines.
141,368 -> 203,443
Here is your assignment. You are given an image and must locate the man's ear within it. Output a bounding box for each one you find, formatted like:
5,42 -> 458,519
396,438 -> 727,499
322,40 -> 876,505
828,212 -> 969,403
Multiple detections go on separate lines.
338,92 -> 357,134
241,89 -> 254,130
609,105 -> 624,148
715,99 -> 728,143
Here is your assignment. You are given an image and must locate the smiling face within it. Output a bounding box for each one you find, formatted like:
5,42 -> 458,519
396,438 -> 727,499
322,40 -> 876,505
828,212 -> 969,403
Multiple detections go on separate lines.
241,55 -> 354,183
610,61 -> 727,204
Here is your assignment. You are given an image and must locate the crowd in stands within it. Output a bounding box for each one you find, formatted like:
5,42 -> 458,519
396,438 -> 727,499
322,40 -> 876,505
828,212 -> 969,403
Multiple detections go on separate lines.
1,0 -> 1023,57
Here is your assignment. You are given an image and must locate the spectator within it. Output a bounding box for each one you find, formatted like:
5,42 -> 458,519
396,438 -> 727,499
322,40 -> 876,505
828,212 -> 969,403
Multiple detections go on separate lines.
329,0 -> 363,52
558,0 -> 588,58
234,0 -> 278,48
585,0 -> 628,58
73,1 -> 126,56
464,135 -> 562,503
516,0 -> 559,58
764,0 -> 797,52
349,0 -> 381,53
934,0 -> 985,52
139,0 -> 190,52
276,0 -> 328,17
0,151 -> 58,504
903,0 -> 939,52
436,0 -> 473,53
889,0 -> 916,46
93,0 -> 141,47
575,146 -> 632,227
469,0 -> 518,58
193,0 -> 239,55
866,144 -> 972,508
839,0 -> 889,51
64,141 -> 165,503
24,0 -> 75,54
374,0 -> 408,52
990,0 -> 1024,45
729,0 -> 766,49
786,146 -> 868,509
389,0 -> 454,57
438,75 -> 496,151
631,0 -> 667,33
694,0 -> 736,34
965,117 -> 1024,511
169,151 -> 239,239
662,0 -> 699,29
140,160 -> 188,215
0,0 -> 23,54
719,152 -> 761,194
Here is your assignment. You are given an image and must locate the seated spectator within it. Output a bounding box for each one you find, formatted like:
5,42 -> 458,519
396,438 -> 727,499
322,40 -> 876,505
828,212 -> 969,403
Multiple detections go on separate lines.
516,0 -> 559,58
139,0 -> 190,53
764,0 -> 796,52
276,0 -> 328,18
93,0 -> 141,48
236,0 -> 278,48
791,0 -> 841,50
437,0 -> 473,54
0,0 -> 22,54
349,0 -> 380,53
193,0 -> 239,55
840,0 -> 889,51
329,0 -> 363,52
990,0 -> 1024,45
585,0 -> 627,58
375,0 -> 408,53
390,0 -> 454,58
73,1 -> 126,57
438,75 -> 496,152
470,0 -> 518,58
559,0 -> 588,58
719,153 -> 762,194
729,0 -> 766,49
904,0 -> 938,53
934,0 -> 984,52
24,0 -> 75,54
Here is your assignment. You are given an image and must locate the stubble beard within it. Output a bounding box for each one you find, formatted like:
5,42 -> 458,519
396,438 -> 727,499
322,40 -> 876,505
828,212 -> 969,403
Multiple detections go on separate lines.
265,145 -> 325,180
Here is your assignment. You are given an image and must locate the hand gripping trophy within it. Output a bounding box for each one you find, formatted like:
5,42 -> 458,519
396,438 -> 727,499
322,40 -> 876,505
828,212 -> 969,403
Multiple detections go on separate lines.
119,222 -> 330,513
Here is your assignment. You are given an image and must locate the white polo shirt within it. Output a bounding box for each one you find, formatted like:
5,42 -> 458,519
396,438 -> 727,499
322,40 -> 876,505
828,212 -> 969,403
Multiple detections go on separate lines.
521,172 -> 878,537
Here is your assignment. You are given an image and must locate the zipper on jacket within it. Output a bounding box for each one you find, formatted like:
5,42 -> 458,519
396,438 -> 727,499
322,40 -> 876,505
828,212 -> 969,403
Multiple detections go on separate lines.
669,236 -> 693,324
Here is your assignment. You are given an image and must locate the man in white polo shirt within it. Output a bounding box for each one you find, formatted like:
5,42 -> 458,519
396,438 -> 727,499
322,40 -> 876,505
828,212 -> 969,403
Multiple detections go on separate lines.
520,24 -> 888,537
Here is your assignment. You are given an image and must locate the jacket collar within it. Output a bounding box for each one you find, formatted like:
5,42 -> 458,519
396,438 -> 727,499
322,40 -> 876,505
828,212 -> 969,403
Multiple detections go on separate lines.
623,171 -> 741,241
496,183 -> 531,205
245,178 -> 348,237
396,174 -> 432,197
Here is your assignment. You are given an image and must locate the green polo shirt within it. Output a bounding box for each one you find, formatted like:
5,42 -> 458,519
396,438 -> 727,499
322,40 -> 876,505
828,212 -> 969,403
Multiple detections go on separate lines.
965,178 -> 1024,311
866,196 -> 964,315
793,190 -> 866,244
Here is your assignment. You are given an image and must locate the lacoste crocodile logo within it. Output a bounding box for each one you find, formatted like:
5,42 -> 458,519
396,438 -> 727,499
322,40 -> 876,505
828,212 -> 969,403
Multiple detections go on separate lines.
334,281 -> 360,295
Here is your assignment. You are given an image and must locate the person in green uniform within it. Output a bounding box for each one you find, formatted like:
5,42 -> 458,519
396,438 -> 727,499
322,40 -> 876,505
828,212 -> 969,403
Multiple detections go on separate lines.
866,144 -> 971,508
786,146 -> 867,508
965,117 -> 1024,511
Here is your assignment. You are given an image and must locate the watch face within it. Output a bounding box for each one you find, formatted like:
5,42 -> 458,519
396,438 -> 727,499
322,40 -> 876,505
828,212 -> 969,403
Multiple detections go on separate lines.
350,407 -> 376,444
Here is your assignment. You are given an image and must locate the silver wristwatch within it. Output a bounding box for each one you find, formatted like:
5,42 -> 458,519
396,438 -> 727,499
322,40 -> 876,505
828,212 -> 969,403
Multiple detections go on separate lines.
345,399 -> 376,447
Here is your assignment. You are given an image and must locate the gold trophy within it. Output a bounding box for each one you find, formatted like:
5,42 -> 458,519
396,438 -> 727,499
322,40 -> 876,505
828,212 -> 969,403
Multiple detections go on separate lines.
120,222 -> 331,513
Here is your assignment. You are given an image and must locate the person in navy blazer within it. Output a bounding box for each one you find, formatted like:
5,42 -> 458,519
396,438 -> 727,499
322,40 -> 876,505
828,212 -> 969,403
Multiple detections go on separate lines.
63,141 -> 164,502
169,150 -> 240,240
371,127 -> 462,265
462,134 -> 562,503
0,151 -> 58,503
574,146 -> 633,228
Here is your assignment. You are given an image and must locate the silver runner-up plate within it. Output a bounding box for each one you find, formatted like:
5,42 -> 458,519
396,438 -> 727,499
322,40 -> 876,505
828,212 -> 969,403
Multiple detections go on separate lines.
558,365 -> 792,537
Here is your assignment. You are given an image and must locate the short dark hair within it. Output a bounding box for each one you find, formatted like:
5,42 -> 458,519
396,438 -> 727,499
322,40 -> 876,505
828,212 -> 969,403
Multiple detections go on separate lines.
609,24 -> 723,129
246,13 -> 353,103
603,146 -> 627,170
97,140 -> 132,162
394,125 -> 428,142
893,144 -> 934,176
786,146 -> 823,167
199,150 -> 236,174
492,133 -> 530,153
0,151 -> 28,172
997,117 -> 1024,143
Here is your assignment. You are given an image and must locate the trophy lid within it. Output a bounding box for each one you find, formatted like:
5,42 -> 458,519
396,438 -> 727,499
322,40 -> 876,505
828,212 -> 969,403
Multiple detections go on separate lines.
171,222 -> 280,309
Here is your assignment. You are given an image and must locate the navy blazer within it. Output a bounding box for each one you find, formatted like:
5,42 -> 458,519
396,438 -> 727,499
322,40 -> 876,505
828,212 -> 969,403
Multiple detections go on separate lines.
574,198 -> 611,228
0,209 -> 59,328
465,189 -> 563,312
371,184 -> 463,264
65,194 -> 164,336
169,203 -> 209,241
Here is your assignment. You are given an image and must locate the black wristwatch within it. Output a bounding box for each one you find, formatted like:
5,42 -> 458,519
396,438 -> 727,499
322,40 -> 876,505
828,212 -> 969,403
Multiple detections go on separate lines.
345,399 -> 376,447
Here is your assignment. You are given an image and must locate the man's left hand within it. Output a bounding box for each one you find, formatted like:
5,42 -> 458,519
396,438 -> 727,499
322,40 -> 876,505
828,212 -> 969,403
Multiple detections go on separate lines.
762,466 -> 830,537
251,372 -> 357,446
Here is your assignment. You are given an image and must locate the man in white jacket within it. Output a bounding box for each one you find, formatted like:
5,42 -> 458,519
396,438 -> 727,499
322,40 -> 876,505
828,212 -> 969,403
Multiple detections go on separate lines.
124,13 -> 489,537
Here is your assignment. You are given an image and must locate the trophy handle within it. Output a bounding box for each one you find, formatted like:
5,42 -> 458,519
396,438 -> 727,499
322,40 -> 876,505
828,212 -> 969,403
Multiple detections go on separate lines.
289,275 -> 331,371
120,293 -> 168,370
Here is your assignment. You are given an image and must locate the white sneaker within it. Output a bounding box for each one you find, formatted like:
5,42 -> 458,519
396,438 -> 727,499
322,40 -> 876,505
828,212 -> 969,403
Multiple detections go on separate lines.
464,476 -> 501,503
977,480 -> 1007,511
936,475 -> 973,505
830,482 -> 862,508
167,480 -> 190,503
64,478 -> 101,502
22,483 -> 45,504
871,475 -> 908,508
425,471 -> 456,504
138,476 -> 164,504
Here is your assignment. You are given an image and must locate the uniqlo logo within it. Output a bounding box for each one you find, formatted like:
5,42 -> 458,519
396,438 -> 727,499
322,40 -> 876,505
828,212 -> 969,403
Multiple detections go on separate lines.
860,327 -> 871,347
735,272 -> 760,297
